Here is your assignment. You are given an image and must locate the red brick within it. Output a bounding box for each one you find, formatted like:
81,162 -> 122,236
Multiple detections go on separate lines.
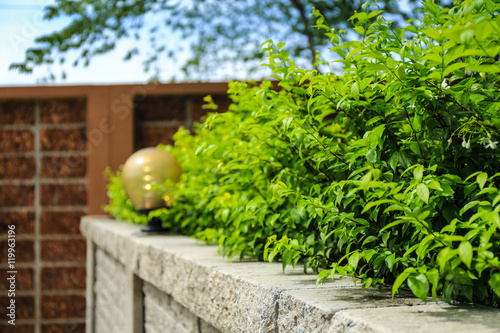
41,184 -> 87,206
0,130 -> 34,152
42,266 -> 86,290
0,295 -> 34,319
0,212 -> 35,234
40,211 -> 85,234
191,95 -> 231,122
0,100 -> 35,125
0,324 -> 35,333
41,156 -> 86,178
40,128 -> 86,151
41,239 -> 86,262
40,98 -> 86,124
0,185 -> 34,207
41,295 -> 86,319
0,240 -> 34,263
0,268 -> 33,291
135,96 -> 186,121
0,156 -> 35,179
41,323 -> 85,333
135,125 -> 179,149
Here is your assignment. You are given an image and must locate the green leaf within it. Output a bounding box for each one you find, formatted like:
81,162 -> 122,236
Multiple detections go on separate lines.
348,252 -> 360,270
407,273 -> 429,302
366,148 -> 377,163
460,201 -> 480,216
458,241 -> 473,268
489,273 -> 500,297
351,81 -> 360,101
486,211 -> 500,228
437,247 -> 456,271
362,235 -> 379,246
398,151 -> 411,169
389,151 -> 399,171
385,253 -> 396,271
316,269 -> 332,286
414,165 -> 424,182
392,268 -> 415,297
426,269 -> 440,301
416,184 -> 429,204
477,172 -> 488,190
361,199 -> 396,214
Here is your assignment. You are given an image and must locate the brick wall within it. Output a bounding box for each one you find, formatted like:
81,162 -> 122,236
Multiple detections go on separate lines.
0,83 -> 230,333
0,99 -> 87,332
134,94 -> 231,149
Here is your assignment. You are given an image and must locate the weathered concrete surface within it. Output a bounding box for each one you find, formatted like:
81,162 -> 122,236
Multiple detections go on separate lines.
82,216 -> 500,333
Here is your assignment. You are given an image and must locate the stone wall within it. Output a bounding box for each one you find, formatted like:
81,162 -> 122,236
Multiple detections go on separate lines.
82,216 -> 500,333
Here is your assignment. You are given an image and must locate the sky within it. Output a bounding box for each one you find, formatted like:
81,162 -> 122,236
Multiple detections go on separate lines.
0,0 -> 179,86
0,0 -> 420,87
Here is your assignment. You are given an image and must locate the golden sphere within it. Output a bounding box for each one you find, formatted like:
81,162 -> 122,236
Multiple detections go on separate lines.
121,148 -> 182,210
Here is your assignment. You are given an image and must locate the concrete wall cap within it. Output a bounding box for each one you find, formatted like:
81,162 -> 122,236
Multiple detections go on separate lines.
82,216 -> 500,333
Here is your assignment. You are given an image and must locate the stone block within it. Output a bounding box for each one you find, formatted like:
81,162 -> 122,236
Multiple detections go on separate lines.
200,318 -> 220,333
81,217 -> 500,333
329,303 -> 500,333
144,282 -> 199,333
94,248 -> 129,333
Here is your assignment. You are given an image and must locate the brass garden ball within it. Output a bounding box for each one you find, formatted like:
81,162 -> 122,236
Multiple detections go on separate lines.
121,147 -> 182,210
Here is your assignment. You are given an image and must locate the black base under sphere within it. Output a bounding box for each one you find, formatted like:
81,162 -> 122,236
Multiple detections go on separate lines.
139,208 -> 168,233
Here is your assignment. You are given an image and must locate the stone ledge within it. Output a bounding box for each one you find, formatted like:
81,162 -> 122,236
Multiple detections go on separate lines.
81,216 -> 500,333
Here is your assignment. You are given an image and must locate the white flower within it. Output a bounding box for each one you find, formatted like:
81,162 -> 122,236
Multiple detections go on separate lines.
441,79 -> 450,90
485,140 -> 498,149
447,137 -> 452,144
462,138 -> 470,148
479,137 -> 489,145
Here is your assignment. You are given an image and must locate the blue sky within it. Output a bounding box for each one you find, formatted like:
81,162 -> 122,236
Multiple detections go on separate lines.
0,0 -> 181,86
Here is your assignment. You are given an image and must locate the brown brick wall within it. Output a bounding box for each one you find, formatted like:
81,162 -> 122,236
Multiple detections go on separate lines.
0,129 -> 35,152
0,98 -> 87,332
134,94 -> 231,150
0,84 -> 229,333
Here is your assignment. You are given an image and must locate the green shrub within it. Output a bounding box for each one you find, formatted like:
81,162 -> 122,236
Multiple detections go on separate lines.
106,0 -> 500,306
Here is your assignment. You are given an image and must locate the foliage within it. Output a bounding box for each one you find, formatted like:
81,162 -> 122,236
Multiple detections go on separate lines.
9,0 -> 429,81
106,0 -> 500,307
